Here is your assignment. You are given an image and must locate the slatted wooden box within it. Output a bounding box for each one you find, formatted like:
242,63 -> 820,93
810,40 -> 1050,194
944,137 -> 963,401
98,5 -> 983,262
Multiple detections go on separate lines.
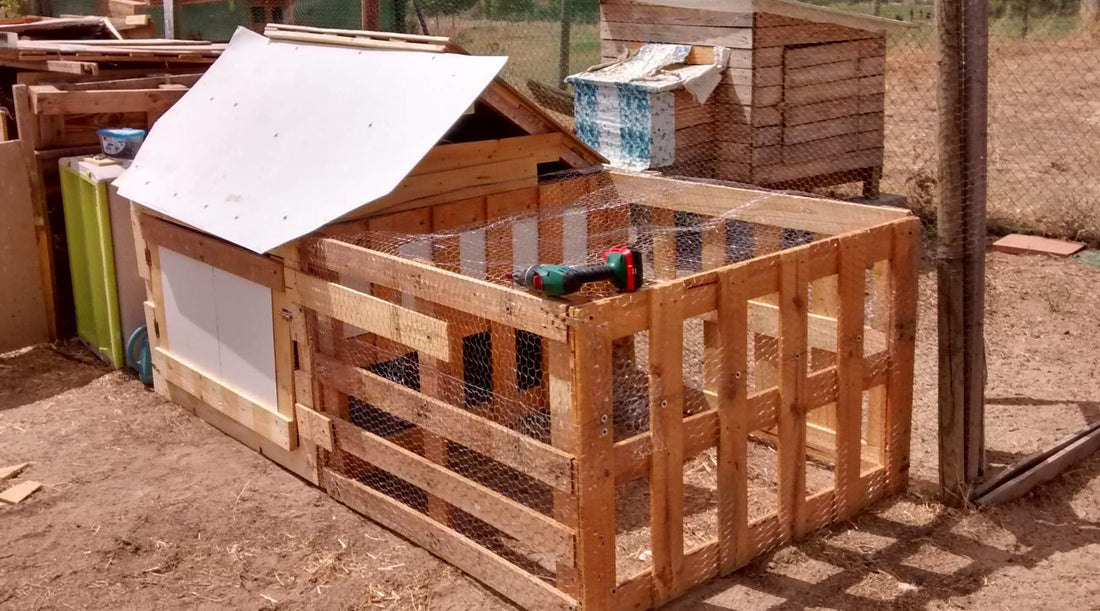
600,0 -> 907,196
283,170 -> 919,610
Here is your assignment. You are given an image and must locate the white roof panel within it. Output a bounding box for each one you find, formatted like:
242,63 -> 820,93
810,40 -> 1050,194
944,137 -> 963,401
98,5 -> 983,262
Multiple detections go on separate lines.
115,27 -> 507,253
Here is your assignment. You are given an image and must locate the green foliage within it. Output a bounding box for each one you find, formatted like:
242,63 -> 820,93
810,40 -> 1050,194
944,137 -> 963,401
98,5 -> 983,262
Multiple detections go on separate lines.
0,0 -> 26,19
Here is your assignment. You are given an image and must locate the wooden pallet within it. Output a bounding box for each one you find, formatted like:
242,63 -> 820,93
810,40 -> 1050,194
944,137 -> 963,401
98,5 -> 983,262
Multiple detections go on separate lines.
282,170 -> 918,610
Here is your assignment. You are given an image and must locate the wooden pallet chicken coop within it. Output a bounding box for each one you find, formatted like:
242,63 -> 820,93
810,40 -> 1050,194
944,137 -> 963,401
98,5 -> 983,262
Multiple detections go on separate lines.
588,0 -> 908,196
120,26 -> 918,611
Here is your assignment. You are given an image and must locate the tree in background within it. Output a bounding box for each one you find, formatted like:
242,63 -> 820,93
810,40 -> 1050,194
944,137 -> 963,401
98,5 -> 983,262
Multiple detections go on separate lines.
1083,0 -> 1099,36
0,0 -> 26,18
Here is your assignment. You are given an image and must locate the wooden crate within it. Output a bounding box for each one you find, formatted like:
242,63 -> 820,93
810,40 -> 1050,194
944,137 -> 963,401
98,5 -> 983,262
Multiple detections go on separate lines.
599,1 -> 895,197
284,170 -> 918,610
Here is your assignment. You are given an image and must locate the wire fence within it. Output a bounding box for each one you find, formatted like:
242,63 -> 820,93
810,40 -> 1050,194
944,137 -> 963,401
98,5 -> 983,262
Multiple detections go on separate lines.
40,0 -> 1099,243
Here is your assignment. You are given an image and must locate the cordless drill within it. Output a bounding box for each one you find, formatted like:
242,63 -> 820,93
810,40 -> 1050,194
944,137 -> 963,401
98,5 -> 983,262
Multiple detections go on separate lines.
513,246 -> 644,297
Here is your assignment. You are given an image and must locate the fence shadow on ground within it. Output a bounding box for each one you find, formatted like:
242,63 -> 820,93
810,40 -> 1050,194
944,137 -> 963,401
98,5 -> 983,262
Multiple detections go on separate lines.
670,455 -> 1100,610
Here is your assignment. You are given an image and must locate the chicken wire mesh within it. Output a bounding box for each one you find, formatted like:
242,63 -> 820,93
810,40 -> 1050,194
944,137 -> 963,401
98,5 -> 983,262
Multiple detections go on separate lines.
297,170 -> 917,603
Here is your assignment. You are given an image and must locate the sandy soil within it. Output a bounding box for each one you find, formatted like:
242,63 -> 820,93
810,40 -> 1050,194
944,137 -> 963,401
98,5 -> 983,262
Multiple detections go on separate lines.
2,249 -> 1099,610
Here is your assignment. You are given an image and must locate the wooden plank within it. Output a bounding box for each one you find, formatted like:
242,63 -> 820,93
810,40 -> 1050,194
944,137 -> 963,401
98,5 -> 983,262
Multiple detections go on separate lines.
409,134 -> 562,176
976,420 -> 1100,506
368,157 -> 537,215
787,77 -> 862,106
139,214 -> 283,290
755,149 -> 882,185
786,60 -> 859,88
777,248 -> 808,541
609,172 -> 906,236
0,140 -> 48,351
330,416 -> 575,562
716,266 -> 750,573
885,218 -> 919,494
28,85 -> 186,115
784,40 -> 866,69
755,0 -> 910,32
648,284 -> 685,604
754,22 -> 883,49
0,463 -> 28,481
157,347 -> 297,450
323,469 -> 576,611
294,402 -> 333,451
835,231 -> 867,520
783,133 -> 860,165
571,325 -> 616,610
314,353 -> 574,492
601,40 -> 754,69
306,237 -> 569,342
0,480 -> 42,504
784,97 -> 860,127
284,269 -> 451,362
549,338 -> 579,594
601,3 -> 753,27
600,21 -> 753,48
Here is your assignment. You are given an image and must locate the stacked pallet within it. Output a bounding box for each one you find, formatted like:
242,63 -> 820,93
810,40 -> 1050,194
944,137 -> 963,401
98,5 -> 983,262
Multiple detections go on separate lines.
745,13 -> 885,192
12,75 -> 198,339
598,0 -> 900,194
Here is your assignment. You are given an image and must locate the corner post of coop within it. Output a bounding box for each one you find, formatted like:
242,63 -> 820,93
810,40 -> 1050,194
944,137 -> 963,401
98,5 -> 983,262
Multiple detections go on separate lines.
560,322 -> 618,609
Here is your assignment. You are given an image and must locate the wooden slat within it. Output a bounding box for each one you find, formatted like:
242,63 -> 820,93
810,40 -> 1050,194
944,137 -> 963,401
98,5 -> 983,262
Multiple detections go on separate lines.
285,268 -> 451,362
369,157 -> 537,215
157,347 -> 297,451
613,352 -> 889,484
409,133 -> 562,176
330,416 -> 575,562
885,218 -> 920,493
306,237 -> 568,341
754,149 -> 882,185
139,214 -> 283,289
323,469 -> 576,611
314,353 -> 574,492
601,20 -> 753,48
572,325 -> 617,610
609,172 -> 906,237
294,402 -> 333,451
777,248 -> 808,541
601,3 -> 753,27
835,230 -> 867,519
648,284 -> 685,604
29,85 -> 186,115
716,265 -> 750,574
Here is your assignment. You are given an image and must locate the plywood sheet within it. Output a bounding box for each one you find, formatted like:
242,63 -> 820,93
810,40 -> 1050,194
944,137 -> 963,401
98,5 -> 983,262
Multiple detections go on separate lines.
0,141 -> 49,352
114,27 -> 507,254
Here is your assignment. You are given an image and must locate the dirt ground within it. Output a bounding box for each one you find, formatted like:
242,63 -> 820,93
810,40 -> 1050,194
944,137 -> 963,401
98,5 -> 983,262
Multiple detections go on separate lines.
2,249 -> 1099,610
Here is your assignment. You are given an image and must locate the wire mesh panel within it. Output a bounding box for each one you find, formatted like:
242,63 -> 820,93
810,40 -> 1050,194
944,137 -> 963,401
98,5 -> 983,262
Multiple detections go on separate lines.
281,169 -> 919,610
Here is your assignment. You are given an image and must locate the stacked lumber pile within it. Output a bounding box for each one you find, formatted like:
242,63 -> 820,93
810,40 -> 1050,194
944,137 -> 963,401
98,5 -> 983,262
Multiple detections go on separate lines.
598,1 -> 894,194
11,74 -> 198,339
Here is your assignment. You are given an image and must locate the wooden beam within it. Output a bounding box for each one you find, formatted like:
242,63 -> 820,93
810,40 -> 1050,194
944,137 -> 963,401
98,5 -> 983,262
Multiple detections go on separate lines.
409,133 -> 563,176
157,347 -> 297,451
937,0 -> 988,505
324,469 -> 576,611
608,172 -> 908,236
139,214 -> 283,290
330,416 -> 576,563
314,353 -> 574,492
28,86 -> 187,115
285,269 -> 452,362
304,237 -> 569,342
975,420 -> 1100,506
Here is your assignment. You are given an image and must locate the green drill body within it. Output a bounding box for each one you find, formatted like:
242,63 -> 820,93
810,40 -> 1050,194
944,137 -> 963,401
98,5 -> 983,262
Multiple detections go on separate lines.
513,247 -> 643,297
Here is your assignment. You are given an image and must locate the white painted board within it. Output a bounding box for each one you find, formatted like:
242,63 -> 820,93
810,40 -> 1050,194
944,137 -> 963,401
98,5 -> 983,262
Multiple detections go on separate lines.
115,27 -> 507,254
160,246 -> 278,409
160,246 -> 220,378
